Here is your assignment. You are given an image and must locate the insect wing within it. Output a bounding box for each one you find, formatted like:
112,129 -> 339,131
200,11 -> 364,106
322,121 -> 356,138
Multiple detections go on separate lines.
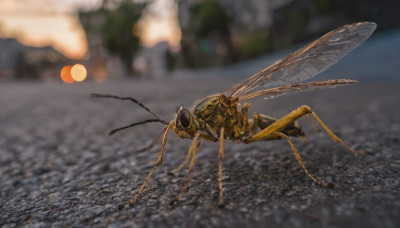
238,79 -> 357,101
224,22 -> 376,99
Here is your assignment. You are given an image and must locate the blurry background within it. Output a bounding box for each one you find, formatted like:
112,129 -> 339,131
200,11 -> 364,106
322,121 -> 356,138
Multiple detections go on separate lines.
0,0 -> 399,82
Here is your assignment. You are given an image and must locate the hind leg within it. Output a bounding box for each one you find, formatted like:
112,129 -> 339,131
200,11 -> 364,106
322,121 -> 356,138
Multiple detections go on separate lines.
245,105 -> 357,153
244,105 -> 361,186
274,132 -> 330,187
250,112 -> 304,140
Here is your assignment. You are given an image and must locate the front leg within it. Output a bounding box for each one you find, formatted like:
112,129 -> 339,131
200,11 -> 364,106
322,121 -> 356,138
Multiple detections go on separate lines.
170,133 -> 202,204
130,121 -> 174,205
170,132 -> 217,174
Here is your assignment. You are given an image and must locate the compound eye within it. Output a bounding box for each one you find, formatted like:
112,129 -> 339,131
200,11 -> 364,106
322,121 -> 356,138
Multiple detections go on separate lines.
178,109 -> 191,128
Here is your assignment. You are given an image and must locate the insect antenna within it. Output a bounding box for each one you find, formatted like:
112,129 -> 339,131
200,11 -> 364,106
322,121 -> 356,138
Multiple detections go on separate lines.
91,93 -> 169,135
91,93 -> 169,125
108,119 -> 165,136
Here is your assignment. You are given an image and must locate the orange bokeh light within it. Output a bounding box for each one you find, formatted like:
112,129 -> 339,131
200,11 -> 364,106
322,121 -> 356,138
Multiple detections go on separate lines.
60,65 -> 74,83
71,64 -> 87,82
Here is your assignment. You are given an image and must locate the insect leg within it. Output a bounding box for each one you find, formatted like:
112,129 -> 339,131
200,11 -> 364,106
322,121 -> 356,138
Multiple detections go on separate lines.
198,132 -> 218,142
170,133 -> 201,204
130,121 -> 174,205
306,114 -> 321,133
249,113 -> 259,136
241,103 -> 251,134
91,93 -> 168,125
309,111 -> 364,154
170,137 -> 195,173
241,103 -> 264,138
245,105 -> 312,143
218,127 -> 225,206
170,132 -> 217,174
274,132 -> 329,187
246,105 -> 358,153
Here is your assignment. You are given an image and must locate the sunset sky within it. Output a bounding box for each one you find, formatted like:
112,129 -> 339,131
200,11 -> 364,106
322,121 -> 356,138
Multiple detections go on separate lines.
0,0 -> 181,59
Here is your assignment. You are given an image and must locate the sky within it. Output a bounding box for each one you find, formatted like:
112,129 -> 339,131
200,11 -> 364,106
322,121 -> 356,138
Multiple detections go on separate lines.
0,0 -> 181,59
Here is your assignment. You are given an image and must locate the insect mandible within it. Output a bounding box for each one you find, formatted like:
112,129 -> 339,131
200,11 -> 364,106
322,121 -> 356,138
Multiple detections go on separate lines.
92,22 -> 376,206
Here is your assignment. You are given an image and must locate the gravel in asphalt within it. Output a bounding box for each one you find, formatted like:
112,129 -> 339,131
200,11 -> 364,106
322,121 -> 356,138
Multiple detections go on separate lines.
0,79 -> 399,227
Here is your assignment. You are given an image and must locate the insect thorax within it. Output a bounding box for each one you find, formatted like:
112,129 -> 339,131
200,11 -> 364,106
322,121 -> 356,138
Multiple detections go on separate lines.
194,95 -> 244,140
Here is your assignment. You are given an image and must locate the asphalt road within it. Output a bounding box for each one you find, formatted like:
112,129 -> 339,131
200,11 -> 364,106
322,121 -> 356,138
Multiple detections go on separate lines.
0,78 -> 399,227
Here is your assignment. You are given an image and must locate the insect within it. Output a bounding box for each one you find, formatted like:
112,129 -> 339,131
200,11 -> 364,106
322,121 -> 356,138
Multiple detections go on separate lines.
92,22 -> 376,206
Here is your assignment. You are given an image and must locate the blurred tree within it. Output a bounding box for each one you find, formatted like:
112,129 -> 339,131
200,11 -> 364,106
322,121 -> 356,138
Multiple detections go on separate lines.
236,30 -> 272,60
179,0 -> 235,68
178,0 -> 400,70
190,0 -> 230,38
79,0 -> 146,76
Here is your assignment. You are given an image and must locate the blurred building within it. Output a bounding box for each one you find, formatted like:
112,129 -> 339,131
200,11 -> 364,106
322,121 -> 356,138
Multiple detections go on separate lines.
134,42 -> 169,78
0,38 -> 68,79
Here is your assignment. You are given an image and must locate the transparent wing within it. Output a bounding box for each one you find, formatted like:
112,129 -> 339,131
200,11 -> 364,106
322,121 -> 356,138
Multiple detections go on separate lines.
238,79 -> 357,101
224,22 -> 376,99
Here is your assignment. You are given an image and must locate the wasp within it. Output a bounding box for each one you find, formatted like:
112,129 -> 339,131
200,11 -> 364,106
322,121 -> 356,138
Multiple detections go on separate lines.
92,22 -> 376,206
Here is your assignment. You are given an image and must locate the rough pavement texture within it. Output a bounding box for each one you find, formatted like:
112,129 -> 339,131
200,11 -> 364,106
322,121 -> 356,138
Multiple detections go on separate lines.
0,79 -> 399,227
